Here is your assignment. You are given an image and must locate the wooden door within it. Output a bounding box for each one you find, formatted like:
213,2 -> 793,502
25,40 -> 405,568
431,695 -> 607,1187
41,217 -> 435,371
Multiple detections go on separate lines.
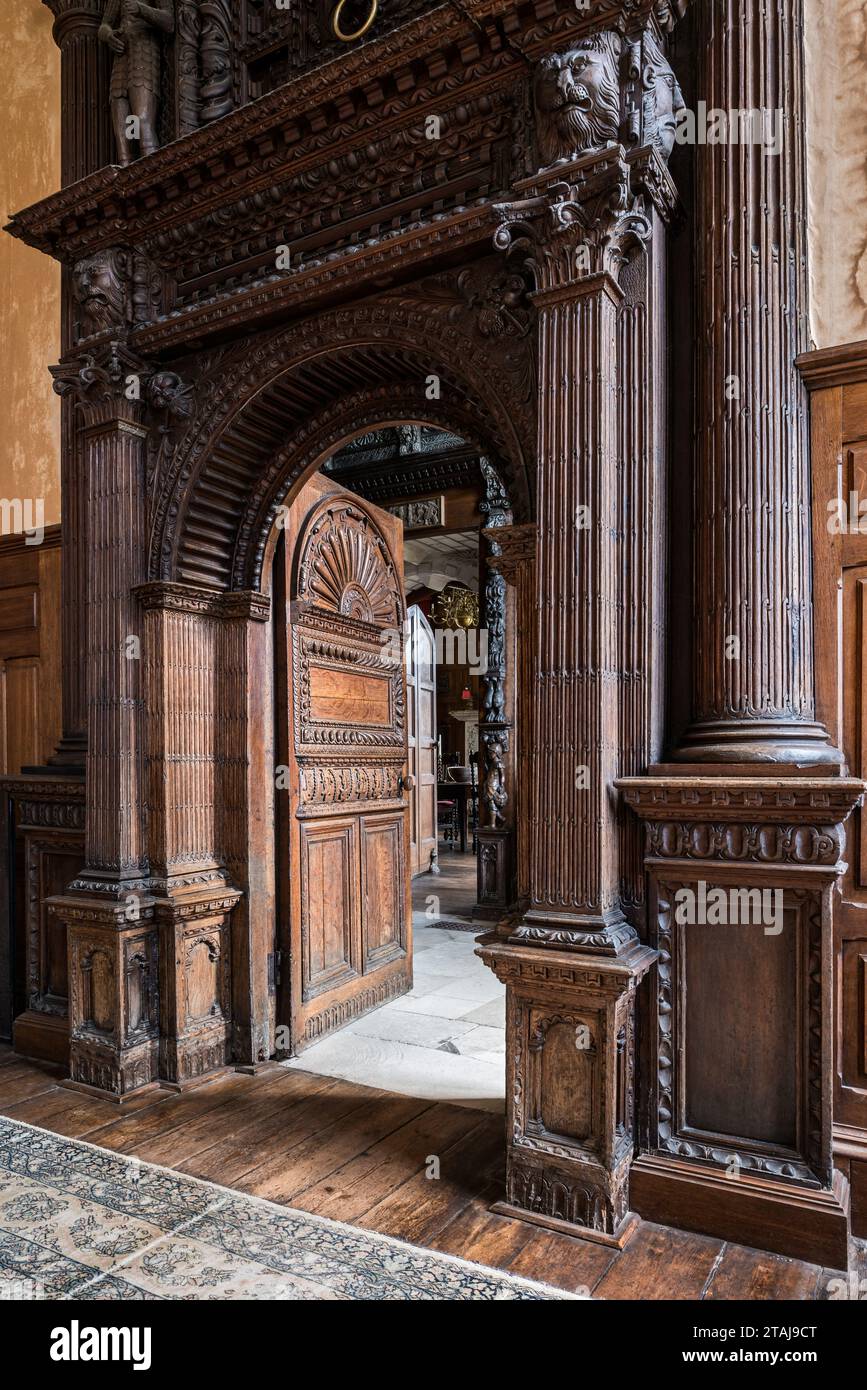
406,604 -> 438,875
276,473 -> 412,1052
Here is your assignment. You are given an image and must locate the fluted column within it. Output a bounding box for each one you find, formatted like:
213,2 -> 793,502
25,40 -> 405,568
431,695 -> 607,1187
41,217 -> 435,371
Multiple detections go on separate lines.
44,2 -> 113,767
44,0 -> 113,184
676,0 -> 838,764
78,400 -> 148,879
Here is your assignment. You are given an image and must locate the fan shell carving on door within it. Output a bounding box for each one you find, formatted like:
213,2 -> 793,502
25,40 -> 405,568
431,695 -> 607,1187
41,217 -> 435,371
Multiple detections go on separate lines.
295,498 -> 402,627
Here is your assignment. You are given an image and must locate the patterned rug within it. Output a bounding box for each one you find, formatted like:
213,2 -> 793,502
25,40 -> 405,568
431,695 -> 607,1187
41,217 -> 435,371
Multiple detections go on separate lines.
0,1118 -> 575,1301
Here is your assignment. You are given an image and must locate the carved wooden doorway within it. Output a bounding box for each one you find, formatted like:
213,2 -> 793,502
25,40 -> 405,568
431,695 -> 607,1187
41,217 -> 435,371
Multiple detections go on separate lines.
274,473 -> 413,1053
406,604 -> 438,876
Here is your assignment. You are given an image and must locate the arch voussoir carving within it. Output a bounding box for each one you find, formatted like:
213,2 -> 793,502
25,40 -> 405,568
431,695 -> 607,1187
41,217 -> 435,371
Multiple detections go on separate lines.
151,286 -> 536,589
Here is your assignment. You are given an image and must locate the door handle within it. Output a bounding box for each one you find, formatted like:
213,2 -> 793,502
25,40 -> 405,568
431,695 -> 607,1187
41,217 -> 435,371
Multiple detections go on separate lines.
399,772 -> 417,792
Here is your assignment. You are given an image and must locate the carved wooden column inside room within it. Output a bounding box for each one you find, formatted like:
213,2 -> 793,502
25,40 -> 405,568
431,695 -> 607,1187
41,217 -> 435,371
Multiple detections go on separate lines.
476,458 -> 517,915
675,0 -> 838,766
43,1 -> 115,769
619,0 -> 865,1267
135,583 -> 250,1089
483,523 -> 536,912
46,342 -> 159,1097
478,83 -> 678,1238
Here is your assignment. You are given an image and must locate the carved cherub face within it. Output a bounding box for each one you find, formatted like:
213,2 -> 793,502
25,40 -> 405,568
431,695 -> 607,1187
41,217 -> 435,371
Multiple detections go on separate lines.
73,251 -> 127,336
534,33 -> 622,166
149,371 -> 193,420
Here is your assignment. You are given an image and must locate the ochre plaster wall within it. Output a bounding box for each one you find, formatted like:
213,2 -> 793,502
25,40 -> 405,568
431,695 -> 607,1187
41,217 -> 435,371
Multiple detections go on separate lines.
0,1 -> 61,529
805,0 -> 867,349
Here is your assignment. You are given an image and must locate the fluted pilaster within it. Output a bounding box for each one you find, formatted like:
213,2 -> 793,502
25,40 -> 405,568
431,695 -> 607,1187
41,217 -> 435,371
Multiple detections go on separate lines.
81,402 -> 148,877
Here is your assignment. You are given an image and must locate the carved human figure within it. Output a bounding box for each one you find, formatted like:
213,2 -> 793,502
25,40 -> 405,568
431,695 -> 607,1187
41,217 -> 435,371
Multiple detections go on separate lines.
533,32 -> 623,166
483,736 -> 508,826
98,0 -> 175,164
72,249 -> 131,339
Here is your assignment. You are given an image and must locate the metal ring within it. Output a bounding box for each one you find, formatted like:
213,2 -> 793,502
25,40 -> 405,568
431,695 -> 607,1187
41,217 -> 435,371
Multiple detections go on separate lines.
332,0 -> 378,42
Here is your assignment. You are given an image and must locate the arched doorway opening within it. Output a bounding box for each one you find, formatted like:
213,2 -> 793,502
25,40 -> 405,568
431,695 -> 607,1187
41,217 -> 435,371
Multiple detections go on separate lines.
266,423 -> 515,1105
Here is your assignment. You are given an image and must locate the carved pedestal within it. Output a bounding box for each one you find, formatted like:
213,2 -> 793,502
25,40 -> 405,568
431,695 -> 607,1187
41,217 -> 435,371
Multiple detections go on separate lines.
52,895 -> 160,1099
155,882 -> 240,1088
619,775 -> 864,1268
478,934 -> 655,1244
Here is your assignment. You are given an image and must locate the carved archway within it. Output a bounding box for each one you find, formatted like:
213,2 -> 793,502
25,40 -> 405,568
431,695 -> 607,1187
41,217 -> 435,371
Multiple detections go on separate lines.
152,285 -> 536,589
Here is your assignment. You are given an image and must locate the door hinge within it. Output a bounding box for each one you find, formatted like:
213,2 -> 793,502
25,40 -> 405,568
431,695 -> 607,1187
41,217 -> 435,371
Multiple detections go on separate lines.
268,950 -> 283,993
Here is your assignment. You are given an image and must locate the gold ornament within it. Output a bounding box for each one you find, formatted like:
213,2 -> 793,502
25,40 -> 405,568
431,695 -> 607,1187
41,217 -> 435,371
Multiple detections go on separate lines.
332,0 -> 378,42
435,584 -> 480,630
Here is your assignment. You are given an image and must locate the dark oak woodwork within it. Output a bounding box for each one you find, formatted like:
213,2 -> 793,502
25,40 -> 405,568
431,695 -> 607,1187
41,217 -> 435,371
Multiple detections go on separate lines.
406,604 -> 437,877
802,340 -> 867,1238
276,474 -> 412,1052
2,0 -> 862,1273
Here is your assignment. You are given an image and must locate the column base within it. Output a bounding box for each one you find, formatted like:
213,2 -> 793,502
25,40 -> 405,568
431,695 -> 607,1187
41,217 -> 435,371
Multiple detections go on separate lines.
507,908 -> 638,958
631,1154 -> 851,1270
673,718 -> 844,768
490,1199 -> 639,1249
475,826 -> 513,915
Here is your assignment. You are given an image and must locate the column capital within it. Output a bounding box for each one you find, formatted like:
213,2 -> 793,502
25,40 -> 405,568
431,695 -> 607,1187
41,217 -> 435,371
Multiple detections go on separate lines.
493,148 -> 674,299
50,340 -> 193,434
42,0 -> 103,46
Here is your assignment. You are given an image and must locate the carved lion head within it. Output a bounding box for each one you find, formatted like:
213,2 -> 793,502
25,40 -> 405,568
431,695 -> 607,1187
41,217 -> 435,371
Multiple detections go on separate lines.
533,32 -> 623,167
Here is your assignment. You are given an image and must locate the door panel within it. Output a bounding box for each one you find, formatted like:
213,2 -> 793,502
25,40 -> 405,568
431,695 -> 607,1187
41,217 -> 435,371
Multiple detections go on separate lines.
300,820 -> 359,997
406,604 -> 438,875
361,814 -> 406,969
277,472 -> 412,1051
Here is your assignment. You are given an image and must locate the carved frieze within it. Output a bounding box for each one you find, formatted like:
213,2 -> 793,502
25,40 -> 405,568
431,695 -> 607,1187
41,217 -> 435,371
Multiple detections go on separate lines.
298,763 -> 403,814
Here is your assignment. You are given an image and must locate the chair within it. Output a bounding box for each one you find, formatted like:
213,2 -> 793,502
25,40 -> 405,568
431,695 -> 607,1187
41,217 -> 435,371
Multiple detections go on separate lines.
437,798 -> 459,848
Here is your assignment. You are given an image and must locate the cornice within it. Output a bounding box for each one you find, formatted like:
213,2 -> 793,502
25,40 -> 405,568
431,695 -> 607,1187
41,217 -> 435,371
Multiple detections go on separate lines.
797,339 -> 867,392
616,776 -> 866,824
9,0 -> 689,261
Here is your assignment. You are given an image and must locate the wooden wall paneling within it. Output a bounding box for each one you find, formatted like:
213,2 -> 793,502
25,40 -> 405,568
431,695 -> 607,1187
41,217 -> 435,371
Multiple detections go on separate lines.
619,778 -> 861,1269
800,357 -> 867,1235
3,775 -> 84,1063
0,530 -> 62,774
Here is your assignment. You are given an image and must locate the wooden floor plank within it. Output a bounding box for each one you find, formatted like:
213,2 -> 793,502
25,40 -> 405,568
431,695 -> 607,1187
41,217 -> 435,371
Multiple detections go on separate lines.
290,1099 -> 482,1221
178,1073 -> 361,1184
83,1067 -> 283,1153
503,1224 -> 620,1295
705,1244 -> 823,1300
231,1090 -> 433,1203
592,1221 -> 723,1301
353,1116 -> 504,1245
427,1184 -> 538,1270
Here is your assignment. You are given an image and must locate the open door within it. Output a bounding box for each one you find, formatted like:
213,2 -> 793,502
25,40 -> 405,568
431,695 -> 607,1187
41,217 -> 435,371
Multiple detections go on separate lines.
276,473 -> 413,1052
406,604 -> 438,876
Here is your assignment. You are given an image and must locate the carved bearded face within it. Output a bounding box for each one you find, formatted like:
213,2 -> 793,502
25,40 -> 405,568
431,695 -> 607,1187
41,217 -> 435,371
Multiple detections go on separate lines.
534,33 -> 622,167
73,251 -> 128,338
